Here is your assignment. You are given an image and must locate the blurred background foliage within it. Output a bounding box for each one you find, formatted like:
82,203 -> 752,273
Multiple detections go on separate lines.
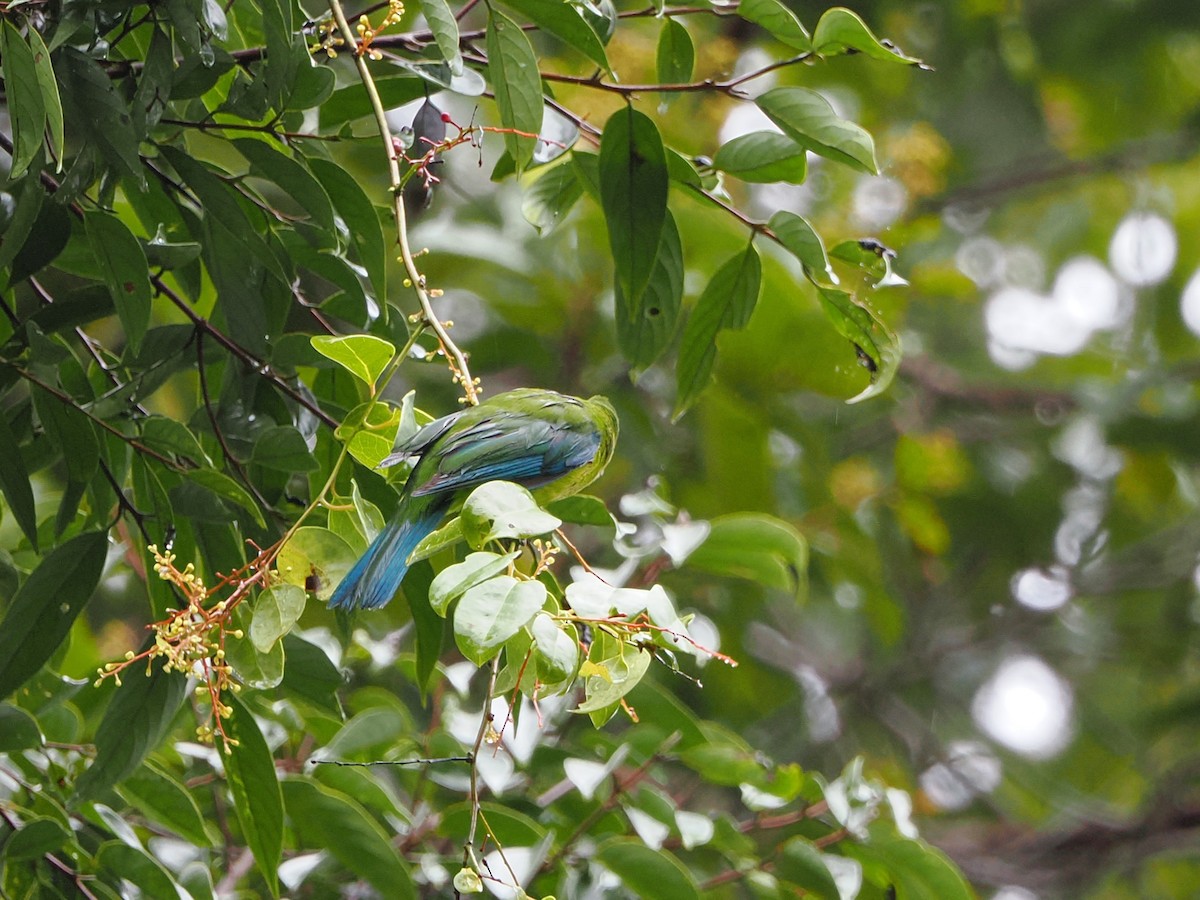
2,0 -> 1200,897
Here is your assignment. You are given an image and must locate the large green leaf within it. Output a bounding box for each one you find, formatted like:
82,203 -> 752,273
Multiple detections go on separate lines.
249,584 -> 307,652
310,334 -> 395,389
26,27 -> 64,170
599,107 -> 668,306
454,576 -> 547,665
225,693 -> 284,898
308,154 -> 388,304
487,8 -> 544,169
118,761 -> 213,848
97,842 -> 181,897
281,779 -> 415,898
460,481 -> 562,548
674,245 -> 762,418
522,159 -> 584,234
775,837 -> 840,898
756,87 -> 877,174
0,409 -> 39,550
595,838 -> 700,900
817,287 -> 900,403
656,18 -> 695,85
84,211 -> 152,355
59,47 -> 142,180
812,7 -> 925,65
279,633 -> 344,715
0,531 -> 107,699
421,0 -> 463,75
428,550 -> 520,615
686,513 -> 808,595
75,661 -> 188,800
615,209 -> 683,375
738,0 -> 812,50
234,138 -> 337,242
769,210 -> 833,281
0,22 -> 46,179
181,468 -> 267,528
500,0 -> 610,70
844,827 -> 975,900
713,131 -> 808,184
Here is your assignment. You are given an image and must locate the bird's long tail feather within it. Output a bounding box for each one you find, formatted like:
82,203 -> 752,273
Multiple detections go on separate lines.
327,499 -> 445,611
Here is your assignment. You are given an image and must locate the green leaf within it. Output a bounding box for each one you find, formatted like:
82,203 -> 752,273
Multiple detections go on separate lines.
160,146 -> 289,286
83,211 -> 153,355
776,837 -> 840,898
251,425 -> 319,472
738,0 -> 812,51
421,0 -> 463,75
674,245 -> 762,418
487,9 -> 544,170
234,138 -> 337,239
576,645 -> 652,715
615,210 -> 683,374
0,22 -> 46,179
599,107 -> 669,306
403,560 -> 443,697
686,513 -> 808,595
545,494 -> 616,528
0,531 -> 107,699
756,87 -> 878,174
262,0 -> 297,110
454,576 -> 547,665
97,842 -> 181,897
338,400 -> 403,470
429,550 -> 521,615
656,19 -> 694,85
500,0 -> 610,71
76,661 -> 188,800
812,7 -> 925,65
226,632 -> 286,690
278,527 -> 359,603
407,516 -> 465,564
461,481 -> 562,549
181,469 -> 266,528
319,76 -> 427,130
7,191 -> 70,284
118,761 -> 212,848
713,131 -> 808,184
531,613 -> 578,682
3,817 -> 71,862
250,584 -> 307,652
843,827 -> 974,900
27,27 -> 63,171
0,174 -> 45,275
769,210 -> 833,281
595,838 -> 700,900
59,47 -> 143,180
140,415 -> 211,465
522,160 -> 584,234
225,693 -> 284,898
309,151 -> 387,304
281,779 -> 415,899
817,287 -> 900,403
0,408 -> 39,550
280,633 -> 344,715
320,707 -> 406,760
311,334 -> 396,389
0,702 -> 43,751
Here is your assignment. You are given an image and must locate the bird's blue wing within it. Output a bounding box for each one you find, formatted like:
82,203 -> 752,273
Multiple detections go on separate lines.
377,408 -> 468,470
410,416 -> 600,497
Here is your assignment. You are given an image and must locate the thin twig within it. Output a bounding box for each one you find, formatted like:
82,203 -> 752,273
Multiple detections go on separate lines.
326,0 -> 480,405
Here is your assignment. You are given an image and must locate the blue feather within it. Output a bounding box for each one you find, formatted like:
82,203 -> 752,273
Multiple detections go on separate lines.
327,499 -> 446,611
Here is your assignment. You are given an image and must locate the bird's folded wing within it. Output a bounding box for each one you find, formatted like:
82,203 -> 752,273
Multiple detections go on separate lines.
410,417 -> 600,497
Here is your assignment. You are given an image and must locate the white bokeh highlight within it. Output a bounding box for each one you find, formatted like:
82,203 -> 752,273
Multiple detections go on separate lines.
972,655 -> 1074,759
1109,212 -> 1176,287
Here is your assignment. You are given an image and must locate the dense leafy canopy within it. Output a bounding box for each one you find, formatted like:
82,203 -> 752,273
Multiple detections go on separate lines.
2,0 -> 1199,897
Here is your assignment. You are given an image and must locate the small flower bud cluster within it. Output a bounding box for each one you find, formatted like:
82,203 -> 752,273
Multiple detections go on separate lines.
355,0 -> 405,60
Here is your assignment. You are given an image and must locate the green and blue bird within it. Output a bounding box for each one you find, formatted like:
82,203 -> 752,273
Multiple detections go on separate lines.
328,388 -> 619,611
